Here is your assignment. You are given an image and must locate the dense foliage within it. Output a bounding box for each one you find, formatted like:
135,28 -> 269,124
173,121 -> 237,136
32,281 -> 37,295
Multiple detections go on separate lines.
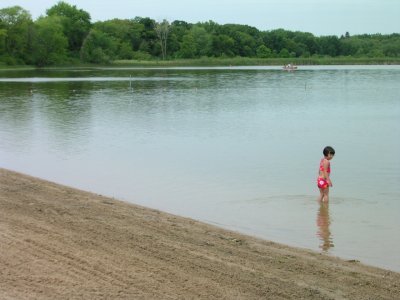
1,2 -> 399,66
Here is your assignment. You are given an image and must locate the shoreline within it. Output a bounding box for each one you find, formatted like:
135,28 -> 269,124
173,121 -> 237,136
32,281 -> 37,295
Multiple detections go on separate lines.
1,167 -> 399,299
1,57 -> 400,71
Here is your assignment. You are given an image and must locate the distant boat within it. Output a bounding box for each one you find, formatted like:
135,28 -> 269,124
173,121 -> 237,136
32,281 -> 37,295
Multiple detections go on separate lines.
283,64 -> 298,71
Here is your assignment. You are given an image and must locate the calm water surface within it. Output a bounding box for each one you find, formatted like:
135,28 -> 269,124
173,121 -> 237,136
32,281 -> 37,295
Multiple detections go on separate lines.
1,66 -> 399,271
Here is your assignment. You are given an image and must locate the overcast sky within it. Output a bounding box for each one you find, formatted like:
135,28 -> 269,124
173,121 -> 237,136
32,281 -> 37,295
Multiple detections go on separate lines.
2,0 -> 399,36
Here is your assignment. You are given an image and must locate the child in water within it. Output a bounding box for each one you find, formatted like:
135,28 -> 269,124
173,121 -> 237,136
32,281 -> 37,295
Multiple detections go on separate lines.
317,146 -> 335,202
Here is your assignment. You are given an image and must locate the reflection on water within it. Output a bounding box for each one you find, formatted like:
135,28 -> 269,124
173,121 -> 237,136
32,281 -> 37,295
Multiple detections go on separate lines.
316,201 -> 334,252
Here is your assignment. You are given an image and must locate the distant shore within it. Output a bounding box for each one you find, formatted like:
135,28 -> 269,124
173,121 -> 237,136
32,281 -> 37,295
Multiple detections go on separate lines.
112,56 -> 400,67
1,168 -> 399,299
1,57 -> 400,70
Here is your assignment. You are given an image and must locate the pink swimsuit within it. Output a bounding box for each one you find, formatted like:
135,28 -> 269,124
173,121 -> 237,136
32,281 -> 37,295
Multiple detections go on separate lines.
317,158 -> 330,189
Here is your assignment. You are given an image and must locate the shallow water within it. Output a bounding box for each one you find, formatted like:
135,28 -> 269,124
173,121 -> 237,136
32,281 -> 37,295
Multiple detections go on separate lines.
1,66 -> 399,271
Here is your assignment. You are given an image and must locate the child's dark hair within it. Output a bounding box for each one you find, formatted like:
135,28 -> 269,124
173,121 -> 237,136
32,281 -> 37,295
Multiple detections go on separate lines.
323,146 -> 335,156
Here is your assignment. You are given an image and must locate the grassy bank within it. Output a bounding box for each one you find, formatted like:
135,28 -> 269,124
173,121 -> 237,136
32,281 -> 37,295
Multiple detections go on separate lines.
0,65 -> 36,71
113,56 -> 400,67
1,56 -> 399,70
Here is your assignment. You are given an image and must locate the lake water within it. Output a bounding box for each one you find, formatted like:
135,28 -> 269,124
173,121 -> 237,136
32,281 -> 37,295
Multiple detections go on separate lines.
1,66 -> 399,271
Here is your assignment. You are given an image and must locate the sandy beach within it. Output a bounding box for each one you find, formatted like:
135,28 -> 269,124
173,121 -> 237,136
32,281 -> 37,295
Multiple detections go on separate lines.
1,168 -> 399,299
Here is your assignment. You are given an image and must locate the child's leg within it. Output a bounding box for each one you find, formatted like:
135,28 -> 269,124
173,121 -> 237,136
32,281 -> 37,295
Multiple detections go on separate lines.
322,187 -> 329,202
318,188 -> 324,202
318,188 -> 330,202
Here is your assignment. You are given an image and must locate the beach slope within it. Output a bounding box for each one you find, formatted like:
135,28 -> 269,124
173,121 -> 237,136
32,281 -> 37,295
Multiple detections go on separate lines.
1,168 -> 399,299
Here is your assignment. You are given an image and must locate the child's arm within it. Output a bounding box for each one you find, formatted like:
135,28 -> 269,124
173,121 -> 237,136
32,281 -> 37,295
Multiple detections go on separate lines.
327,176 -> 333,187
323,160 -> 333,187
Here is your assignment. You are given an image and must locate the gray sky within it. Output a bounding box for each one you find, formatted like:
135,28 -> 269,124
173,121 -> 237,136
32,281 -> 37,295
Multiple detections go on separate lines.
2,0 -> 399,36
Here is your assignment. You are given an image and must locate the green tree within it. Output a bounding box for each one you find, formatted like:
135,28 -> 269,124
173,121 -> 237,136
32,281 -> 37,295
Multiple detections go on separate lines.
191,25 -> 212,56
94,19 -> 144,51
293,31 -> 318,55
178,25 -> 212,58
263,29 -> 288,53
339,38 -> 357,56
93,19 -> 146,59
139,40 -> 150,53
318,35 -> 341,56
382,35 -> 400,57
216,24 -> 261,57
135,17 -> 159,56
179,33 -> 196,58
367,49 -> 385,58
233,31 -> 257,56
129,22 -> 145,51
168,20 -> 191,57
80,29 -> 117,63
46,1 -> 91,55
0,6 -> 32,63
256,45 -> 272,58
278,48 -> 290,58
0,28 -> 7,55
118,41 -> 134,59
211,34 -> 235,57
32,16 -> 68,66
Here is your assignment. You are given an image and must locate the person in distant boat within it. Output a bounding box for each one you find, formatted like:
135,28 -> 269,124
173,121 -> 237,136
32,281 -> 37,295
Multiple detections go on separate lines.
283,63 -> 297,70
317,146 -> 335,202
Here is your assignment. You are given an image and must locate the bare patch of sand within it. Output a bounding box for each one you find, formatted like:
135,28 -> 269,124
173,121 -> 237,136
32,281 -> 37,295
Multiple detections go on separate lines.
1,168 -> 399,299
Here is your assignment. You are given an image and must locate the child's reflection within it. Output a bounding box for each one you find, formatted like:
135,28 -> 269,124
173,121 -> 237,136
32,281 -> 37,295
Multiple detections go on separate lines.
316,201 -> 334,251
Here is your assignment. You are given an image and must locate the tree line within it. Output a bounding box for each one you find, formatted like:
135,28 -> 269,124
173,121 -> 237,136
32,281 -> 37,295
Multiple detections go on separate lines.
1,2 -> 399,66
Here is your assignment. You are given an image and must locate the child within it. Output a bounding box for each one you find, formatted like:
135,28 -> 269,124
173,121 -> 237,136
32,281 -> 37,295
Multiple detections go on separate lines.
317,146 -> 335,202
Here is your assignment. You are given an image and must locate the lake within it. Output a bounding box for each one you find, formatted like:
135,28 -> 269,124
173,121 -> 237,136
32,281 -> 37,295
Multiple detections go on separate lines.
1,66 -> 399,271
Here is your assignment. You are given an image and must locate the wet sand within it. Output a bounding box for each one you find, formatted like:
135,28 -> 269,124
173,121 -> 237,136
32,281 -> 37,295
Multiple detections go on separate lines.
1,168 -> 399,299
